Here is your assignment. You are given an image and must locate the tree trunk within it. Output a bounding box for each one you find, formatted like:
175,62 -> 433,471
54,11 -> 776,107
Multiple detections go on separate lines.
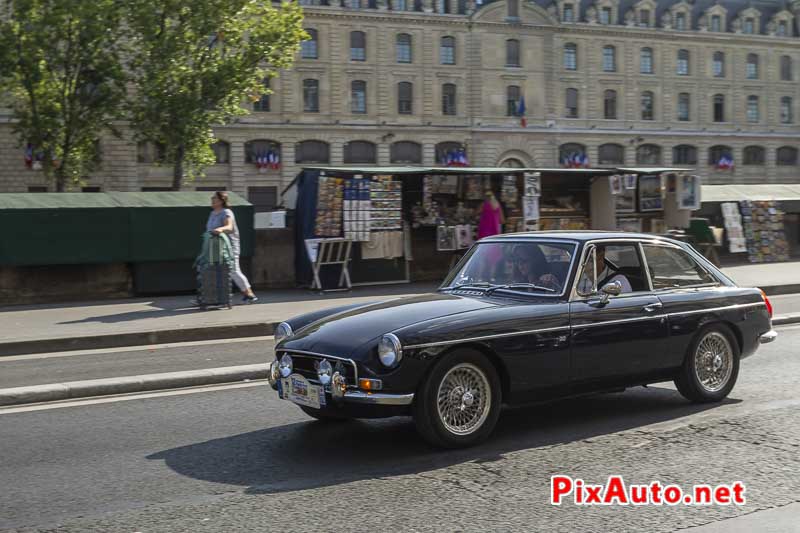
171,144 -> 185,191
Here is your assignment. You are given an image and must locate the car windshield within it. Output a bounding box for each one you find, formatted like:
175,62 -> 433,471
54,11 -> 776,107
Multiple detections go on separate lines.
441,241 -> 576,296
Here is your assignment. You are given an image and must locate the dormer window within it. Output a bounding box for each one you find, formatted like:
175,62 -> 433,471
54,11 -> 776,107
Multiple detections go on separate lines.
600,6 -> 612,24
563,3 -> 574,22
675,12 -> 686,30
744,18 -> 755,34
639,9 -> 650,27
711,15 -> 721,32
777,20 -> 788,36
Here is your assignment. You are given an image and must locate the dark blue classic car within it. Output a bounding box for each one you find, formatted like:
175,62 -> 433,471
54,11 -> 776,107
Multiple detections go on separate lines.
268,232 -> 776,448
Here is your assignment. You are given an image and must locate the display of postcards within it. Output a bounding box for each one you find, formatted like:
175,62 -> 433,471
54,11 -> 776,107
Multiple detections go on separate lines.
463,176 -> 486,200
436,225 -> 457,251
427,175 -> 458,195
500,175 -> 519,207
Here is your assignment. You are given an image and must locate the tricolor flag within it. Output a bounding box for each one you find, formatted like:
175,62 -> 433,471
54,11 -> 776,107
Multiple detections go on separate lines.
716,154 -> 734,170
517,96 -> 527,128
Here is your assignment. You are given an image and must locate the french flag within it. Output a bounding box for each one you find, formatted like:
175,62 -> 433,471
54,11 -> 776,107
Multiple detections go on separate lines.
517,96 -> 527,128
716,154 -> 734,170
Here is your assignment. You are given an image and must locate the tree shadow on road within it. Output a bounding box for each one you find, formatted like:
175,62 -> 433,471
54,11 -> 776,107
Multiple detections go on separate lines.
147,386 -> 739,495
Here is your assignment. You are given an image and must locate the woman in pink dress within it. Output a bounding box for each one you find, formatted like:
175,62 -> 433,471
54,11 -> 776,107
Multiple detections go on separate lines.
477,191 -> 505,280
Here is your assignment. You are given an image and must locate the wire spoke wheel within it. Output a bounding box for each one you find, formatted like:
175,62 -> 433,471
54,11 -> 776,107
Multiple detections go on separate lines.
436,363 -> 492,436
694,331 -> 733,393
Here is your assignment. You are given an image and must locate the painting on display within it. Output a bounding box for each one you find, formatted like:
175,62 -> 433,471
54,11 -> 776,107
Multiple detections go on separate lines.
638,174 -> 664,212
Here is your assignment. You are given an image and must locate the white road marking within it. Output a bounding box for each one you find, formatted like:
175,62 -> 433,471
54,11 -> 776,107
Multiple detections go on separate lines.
0,336 -> 274,362
0,380 -> 268,415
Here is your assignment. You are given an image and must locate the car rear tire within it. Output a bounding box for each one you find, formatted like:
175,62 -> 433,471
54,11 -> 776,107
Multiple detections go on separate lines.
674,324 -> 740,403
413,348 -> 501,448
299,406 -> 349,422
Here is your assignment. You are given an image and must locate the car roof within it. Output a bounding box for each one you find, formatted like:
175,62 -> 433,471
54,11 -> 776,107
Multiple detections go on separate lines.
479,231 -> 680,244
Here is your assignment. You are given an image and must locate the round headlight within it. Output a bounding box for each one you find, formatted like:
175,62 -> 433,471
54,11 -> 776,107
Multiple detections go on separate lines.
275,322 -> 293,344
378,333 -> 403,368
278,354 -> 293,378
317,359 -> 333,386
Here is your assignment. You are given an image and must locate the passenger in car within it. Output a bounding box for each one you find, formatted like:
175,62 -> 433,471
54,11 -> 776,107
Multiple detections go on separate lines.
511,245 -> 563,292
578,245 -> 633,294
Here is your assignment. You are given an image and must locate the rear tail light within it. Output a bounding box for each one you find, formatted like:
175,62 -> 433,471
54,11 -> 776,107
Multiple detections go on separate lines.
760,289 -> 773,318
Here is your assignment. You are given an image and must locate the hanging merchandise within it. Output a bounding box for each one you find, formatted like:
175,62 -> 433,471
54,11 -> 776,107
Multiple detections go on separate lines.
315,176 -> 343,237
740,200 -> 789,263
369,175 -> 402,231
436,225 -> 457,251
523,172 -> 541,197
463,175 -> 486,200
454,224 -> 474,249
721,202 -> 746,253
523,195 -> 539,221
343,176 -> 371,242
638,174 -> 664,212
500,175 -> 520,208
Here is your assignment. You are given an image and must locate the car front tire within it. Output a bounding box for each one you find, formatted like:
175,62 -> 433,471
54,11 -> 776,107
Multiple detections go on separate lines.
674,324 -> 740,403
413,348 -> 501,448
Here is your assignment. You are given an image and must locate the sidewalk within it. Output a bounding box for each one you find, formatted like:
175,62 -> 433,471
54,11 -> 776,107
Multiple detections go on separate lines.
0,260 -> 798,357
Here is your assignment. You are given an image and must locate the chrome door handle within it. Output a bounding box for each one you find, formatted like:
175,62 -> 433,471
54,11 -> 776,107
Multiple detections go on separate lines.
643,302 -> 663,313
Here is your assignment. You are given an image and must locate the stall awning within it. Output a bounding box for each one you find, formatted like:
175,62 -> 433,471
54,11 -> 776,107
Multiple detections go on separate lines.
616,167 -> 693,174
702,184 -> 800,203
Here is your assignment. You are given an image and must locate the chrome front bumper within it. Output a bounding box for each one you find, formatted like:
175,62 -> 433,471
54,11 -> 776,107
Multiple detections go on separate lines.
759,330 -> 778,344
343,390 -> 414,405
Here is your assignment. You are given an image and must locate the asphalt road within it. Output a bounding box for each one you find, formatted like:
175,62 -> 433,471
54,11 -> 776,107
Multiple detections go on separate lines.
2,324 -> 799,532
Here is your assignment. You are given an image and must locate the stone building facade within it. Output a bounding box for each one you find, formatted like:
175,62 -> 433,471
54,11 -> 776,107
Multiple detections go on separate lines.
2,0 -> 800,210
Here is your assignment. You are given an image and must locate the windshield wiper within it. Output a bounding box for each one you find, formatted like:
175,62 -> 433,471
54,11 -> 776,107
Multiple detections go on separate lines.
441,281 -> 492,292
485,282 -> 556,295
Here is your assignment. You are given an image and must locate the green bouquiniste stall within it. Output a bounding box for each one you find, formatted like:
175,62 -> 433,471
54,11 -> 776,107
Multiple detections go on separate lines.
0,192 -> 254,294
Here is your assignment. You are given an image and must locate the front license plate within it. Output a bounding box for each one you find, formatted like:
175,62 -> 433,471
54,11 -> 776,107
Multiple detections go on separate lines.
280,374 -> 326,409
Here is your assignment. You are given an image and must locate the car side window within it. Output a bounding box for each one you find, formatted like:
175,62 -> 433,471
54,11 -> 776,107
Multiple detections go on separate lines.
642,245 -> 717,289
576,243 -> 647,296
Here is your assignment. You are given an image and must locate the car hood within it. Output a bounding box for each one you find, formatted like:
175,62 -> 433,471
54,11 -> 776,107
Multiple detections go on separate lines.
279,293 -> 499,357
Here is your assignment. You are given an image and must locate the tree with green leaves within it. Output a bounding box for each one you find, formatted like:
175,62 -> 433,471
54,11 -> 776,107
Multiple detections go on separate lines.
0,0 -> 126,192
126,0 -> 306,190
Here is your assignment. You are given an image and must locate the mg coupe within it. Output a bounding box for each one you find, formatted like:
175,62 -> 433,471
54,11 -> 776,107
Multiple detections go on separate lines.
268,232 -> 776,448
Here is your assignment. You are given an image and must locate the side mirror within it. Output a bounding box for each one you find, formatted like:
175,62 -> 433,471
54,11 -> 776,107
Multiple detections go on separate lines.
599,280 -> 622,303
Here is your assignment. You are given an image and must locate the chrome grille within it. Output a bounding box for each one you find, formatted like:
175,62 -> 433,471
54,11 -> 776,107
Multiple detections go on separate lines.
276,350 -> 358,386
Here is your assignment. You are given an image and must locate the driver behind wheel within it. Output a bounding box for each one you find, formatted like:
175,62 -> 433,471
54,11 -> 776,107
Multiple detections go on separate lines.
510,245 -> 563,292
578,245 -> 633,294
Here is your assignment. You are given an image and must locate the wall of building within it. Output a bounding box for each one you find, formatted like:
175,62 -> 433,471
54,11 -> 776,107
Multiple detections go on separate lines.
1,0 -> 799,198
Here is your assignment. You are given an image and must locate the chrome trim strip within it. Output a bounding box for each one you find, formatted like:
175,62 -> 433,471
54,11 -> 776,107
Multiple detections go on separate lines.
666,302 -> 766,317
342,391 -> 415,405
276,349 -> 359,383
404,325 -> 572,350
759,330 -> 778,344
571,314 -> 666,329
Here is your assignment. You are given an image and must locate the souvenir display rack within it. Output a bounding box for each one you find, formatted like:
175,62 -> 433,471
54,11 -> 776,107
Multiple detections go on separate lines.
740,200 -> 789,263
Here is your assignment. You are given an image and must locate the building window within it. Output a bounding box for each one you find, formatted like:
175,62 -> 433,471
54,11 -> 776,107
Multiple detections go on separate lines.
604,89 -> 617,119
781,96 -> 793,124
398,81 -> 413,114
746,53 -> 759,79
565,87 -> 578,118
442,83 -> 457,115
781,56 -> 792,81
639,9 -> 650,27
506,39 -> 520,67
564,43 -> 577,70
507,0 -> 519,18
396,33 -> 412,63
747,95 -> 759,123
563,3 -> 574,22
245,139 -> 281,165
253,78 -> 270,112
677,93 -> 690,121
350,31 -> 366,61
436,142 -> 466,165
27,186 -> 48,192
675,12 -> 686,30
636,144 -> 662,165
351,80 -> 367,114
743,146 -> 765,165
641,91 -> 654,120
600,6 -> 612,24
440,36 -> 456,65
211,141 -> 230,164
777,146 -> 799,166
295,140 -> 330,164
559,143 -> 587,165
743,18 -> 755,34
677,49 -> 689,75
713,94 -> 725,122
343,141 -> 377,164
506,85 -> 521,116
598,143 -> 624,165
302,29 -> 318,59
302,79 -> 319,112
640,47 -> 653,74
712,51 -> 725,77
708,145 -> 732,166
711,15 -> 721,32
390,141 -> 422,164
673,145 -> 697,165
777,20 -> 788,36
137,141 -> 166,164
602,45 -> 616,72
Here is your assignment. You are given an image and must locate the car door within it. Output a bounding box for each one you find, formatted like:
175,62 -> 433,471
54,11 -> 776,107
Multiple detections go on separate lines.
568,241 -> 670,390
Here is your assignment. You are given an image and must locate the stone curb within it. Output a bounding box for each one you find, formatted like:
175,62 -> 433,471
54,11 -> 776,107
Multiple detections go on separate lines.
0,322 -> 278,358
0,364 -> 268,407
773,314 -> 800,326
